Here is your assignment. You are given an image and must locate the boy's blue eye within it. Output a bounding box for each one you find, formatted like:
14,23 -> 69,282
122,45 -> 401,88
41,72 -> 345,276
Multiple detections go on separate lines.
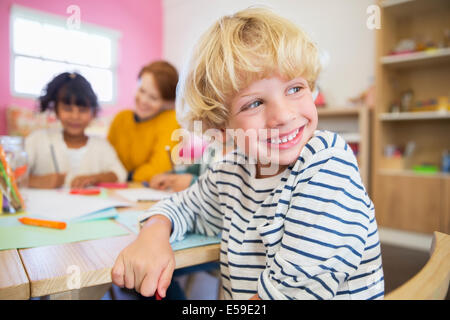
287,86 -> 302,95
246,100 -> 262,110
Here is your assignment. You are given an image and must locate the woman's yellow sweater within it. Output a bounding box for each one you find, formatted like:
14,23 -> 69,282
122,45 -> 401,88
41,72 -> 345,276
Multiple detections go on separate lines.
107,109 -> 180,182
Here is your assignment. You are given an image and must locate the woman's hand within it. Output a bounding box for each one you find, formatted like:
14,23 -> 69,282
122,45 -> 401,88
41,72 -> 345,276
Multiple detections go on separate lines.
150,173 -> 193,192
111,215 -> 175,298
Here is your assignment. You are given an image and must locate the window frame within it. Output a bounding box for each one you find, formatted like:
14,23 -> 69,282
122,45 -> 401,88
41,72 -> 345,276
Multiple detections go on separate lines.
9,4 -> 121,105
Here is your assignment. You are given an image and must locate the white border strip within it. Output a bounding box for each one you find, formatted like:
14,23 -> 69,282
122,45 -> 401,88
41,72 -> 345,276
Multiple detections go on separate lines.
379,227 -> 433,252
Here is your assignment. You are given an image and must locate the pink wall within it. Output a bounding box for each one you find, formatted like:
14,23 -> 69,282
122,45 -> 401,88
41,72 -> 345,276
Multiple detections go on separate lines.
0,0 -> 163,134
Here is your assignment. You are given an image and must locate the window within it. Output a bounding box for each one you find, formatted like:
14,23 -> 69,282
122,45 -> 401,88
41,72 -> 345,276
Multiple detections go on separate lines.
10,5 -> 120,104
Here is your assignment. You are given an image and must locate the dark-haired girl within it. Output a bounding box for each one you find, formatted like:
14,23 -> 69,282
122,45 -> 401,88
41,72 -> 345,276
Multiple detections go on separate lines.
25,72 -> 127,189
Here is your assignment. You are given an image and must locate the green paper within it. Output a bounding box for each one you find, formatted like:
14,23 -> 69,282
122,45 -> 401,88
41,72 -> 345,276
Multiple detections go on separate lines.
0,218 -> 129,250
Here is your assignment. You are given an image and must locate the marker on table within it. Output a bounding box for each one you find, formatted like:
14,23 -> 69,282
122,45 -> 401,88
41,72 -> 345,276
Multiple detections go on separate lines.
50,144 -> 59,173
18,217 -> 67,230
70,188 -> 101,195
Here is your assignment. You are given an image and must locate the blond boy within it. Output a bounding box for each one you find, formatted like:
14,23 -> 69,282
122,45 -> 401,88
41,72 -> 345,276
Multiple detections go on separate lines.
112,8 -> 384,300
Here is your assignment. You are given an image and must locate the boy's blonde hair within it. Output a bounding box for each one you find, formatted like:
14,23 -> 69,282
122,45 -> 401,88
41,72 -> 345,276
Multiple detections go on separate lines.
177,7 -> 321,132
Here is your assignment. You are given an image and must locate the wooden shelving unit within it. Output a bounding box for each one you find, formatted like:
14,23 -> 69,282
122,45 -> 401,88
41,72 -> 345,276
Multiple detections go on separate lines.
317,107 -> 372,191
379,110 -> 450,121
380,47 -> 450,68
372,0 -> 450,234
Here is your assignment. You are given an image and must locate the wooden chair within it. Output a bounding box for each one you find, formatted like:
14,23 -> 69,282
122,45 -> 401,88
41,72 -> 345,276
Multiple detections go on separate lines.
385,231 -> 450,300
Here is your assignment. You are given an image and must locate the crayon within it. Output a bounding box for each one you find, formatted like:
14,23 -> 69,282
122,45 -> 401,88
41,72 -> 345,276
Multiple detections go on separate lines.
70,188 -> 101,195
18,217 -> 67,230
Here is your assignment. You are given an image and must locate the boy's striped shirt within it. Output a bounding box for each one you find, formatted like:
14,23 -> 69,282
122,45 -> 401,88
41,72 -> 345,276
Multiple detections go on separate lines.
141,130 -> 384,300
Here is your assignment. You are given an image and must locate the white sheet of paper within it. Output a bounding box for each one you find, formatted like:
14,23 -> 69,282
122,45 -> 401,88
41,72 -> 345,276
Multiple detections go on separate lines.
21,189 -> 131,221
115,188 -> 173,202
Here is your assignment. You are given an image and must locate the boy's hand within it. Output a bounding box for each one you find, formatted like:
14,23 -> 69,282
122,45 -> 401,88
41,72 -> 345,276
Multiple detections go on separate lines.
111,215 -> 175,298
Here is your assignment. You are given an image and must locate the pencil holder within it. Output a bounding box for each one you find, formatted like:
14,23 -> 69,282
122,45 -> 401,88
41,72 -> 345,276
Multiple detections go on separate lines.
0,136 -> 29,188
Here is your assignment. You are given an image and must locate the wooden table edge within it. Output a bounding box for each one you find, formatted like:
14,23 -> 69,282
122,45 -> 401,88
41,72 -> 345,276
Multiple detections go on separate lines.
0,249 -> 30,300
25,243 -> 220,298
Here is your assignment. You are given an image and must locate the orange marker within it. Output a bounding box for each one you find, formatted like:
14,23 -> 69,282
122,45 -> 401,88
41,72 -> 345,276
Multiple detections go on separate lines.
70,188 -> 101,195
18,217 -> 67,230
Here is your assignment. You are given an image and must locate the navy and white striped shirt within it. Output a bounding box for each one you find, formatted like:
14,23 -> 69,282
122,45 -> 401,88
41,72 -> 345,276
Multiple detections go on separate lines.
141,130 -> 384,300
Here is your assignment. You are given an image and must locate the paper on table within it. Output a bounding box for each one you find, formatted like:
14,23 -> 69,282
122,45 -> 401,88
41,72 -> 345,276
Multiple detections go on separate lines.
171,233 -> 221,251
114,211 -> 221,250
0,208 -> 118,226
115,210 -> 141,234
115,188 -> 173,202
71,207 -> 118,222
0,219 -> 129,250
21,188 -> 130,221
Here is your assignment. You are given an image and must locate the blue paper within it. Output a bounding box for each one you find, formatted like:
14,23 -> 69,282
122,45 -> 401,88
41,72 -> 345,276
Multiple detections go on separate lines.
114,211 -> 221,251
115,210 -> 142,234
171,233 -> 221,251
71,208 -> 118,222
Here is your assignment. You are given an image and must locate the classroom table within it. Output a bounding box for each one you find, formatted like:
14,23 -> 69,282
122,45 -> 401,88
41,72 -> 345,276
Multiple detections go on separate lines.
13,189 -> 221,300
0,249 -> 30,299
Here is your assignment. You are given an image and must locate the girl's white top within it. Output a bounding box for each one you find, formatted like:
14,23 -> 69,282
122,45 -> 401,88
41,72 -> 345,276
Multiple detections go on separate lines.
25,128 -> 127,187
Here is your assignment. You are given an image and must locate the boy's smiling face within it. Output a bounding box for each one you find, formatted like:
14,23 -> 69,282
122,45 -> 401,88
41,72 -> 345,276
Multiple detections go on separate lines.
227,74 -> 318,177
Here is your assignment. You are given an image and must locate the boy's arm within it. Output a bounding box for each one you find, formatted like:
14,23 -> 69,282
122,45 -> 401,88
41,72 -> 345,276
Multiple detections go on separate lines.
139,165 -> 223,242
257,149 -> 381,300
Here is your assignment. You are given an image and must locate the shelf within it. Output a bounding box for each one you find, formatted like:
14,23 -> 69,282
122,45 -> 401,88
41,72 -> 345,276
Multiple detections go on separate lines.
379,111 -> 450,121
381,0 -> 449,18
381,0 -> 414,8
380,48 -> 450,69
373,0 -> 450,234
317,107 -> 360,117
378,169 -> 450,179
340,132 -> 360,143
